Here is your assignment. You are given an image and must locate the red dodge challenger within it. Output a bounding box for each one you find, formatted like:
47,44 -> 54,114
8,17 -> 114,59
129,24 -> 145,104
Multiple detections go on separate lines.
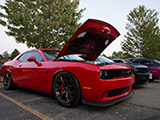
1,19 -> 135,107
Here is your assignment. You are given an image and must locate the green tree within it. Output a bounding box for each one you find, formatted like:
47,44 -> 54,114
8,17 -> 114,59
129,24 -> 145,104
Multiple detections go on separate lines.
111,51 -> 124,59
11,49 -> 20,59
0,54 -> 3,60
106,51 -> 133,59
3,51 -> 10,60
121,5 -> 160,59
0,0 -> 85,49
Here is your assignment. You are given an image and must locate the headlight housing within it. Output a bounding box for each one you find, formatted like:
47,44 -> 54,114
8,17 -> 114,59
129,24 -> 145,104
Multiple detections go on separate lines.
99,70 -> 108,79
134,68 -> 138,73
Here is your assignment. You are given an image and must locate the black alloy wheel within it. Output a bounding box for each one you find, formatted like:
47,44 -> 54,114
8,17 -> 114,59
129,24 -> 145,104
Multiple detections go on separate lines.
53,72 -> 81,107
3,71 -> 15,90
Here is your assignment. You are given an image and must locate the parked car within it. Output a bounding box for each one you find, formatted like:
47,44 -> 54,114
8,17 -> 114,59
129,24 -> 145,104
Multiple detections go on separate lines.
127,58 -> 160,81
112,59 -> 150,85
1,19 -> 135,107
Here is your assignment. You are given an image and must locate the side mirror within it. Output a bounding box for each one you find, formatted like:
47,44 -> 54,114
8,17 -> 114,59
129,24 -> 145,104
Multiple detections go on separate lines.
27,56 -> 42,66
27,56 -> 36,62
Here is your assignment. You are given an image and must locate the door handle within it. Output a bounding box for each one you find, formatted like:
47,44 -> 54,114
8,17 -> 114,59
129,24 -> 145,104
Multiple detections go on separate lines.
19,64 -> 22,67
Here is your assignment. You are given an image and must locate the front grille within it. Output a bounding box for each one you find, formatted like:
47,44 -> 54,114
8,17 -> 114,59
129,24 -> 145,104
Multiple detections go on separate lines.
108,86 -> 129,97
137,68 -> 149,73
101,69 -> 132,79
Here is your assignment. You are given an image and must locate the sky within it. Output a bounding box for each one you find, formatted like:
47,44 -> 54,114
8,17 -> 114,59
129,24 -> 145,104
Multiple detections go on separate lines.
0,0 -> 160,56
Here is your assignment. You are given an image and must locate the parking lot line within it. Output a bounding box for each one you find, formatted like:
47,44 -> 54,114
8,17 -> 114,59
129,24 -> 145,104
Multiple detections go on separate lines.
0,92 -> 54,120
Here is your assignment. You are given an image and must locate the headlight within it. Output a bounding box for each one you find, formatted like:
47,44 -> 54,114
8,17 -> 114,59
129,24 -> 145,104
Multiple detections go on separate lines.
99,70 -> 108,79
127,69 -> 132,75
134,68 -> 138,73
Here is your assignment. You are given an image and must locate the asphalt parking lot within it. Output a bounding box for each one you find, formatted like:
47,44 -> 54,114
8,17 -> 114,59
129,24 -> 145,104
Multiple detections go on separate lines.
0,80 -> 160,120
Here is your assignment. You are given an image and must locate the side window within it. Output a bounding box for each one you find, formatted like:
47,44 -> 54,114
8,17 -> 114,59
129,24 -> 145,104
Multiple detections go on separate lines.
18,51 -> 43,62
153,62 -> 160,67
132,60 -> 139,64
113,60 -> 123,63
31,52 -> 43,62
43,50 -> 60,60
140,60 -> 151,66
18,53 -> 28,62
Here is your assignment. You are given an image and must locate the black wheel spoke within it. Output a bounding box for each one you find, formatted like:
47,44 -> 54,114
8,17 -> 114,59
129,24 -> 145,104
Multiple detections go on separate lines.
4,81 -> 7,87
60,76 -> 65,85
7,80 -> 10,88
61,93 -> 65,101
68,91 -> 73,100
4,75 -> 9,89
6,73 -> 10,79
65,92 -> 70,103
56,85 -> 64,90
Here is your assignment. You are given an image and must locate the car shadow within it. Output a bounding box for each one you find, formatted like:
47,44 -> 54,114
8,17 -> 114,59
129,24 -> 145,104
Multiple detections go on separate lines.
132,85 -> 146,90
149,79 -> 160,83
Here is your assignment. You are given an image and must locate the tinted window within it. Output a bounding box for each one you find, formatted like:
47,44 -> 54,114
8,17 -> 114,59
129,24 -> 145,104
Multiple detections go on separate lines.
132,60 -> 139,64
140,60 -> 153,66
43,50 -> 60,60
18,51 -> 43,62
113,60 -> 123,63
153,62 -> 160,67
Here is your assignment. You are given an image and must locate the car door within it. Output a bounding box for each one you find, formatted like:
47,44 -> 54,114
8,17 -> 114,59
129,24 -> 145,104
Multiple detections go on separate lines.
16,51 -> 45,91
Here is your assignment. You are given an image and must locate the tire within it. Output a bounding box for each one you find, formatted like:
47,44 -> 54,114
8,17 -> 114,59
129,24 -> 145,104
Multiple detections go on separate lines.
3,71 -> 15,90
53,72 -> 81,107
149,78 -> 155,82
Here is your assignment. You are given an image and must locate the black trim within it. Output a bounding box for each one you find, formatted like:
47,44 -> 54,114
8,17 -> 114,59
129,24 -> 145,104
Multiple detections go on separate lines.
82,90 -> 134,107
108,86 -> 129,97
15,86 -> 52,96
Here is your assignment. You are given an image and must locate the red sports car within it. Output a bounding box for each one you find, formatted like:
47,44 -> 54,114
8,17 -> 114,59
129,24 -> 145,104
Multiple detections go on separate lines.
1,19 -> 135,107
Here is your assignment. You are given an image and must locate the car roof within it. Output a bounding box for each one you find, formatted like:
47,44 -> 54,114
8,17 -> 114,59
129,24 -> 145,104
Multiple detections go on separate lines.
26,48 -> 60,52
127,58 -> 154,61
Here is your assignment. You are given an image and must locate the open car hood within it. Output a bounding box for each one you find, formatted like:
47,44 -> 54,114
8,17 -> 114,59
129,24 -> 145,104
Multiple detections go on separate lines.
55,19 -> 120,61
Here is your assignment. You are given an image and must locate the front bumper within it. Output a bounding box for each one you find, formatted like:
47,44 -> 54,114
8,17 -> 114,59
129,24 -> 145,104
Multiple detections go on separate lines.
82,90 -> 134,107
134,73 -> 150,85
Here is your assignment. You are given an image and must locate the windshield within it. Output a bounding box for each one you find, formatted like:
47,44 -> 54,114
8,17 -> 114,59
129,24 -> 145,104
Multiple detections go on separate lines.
113,59 -> 132,64
58,54 -> 114,65
58,55 -> 85,62
96,56 -> 115,63
154,59 -> 160,64
124,59 -> 133,64
43,50 -> 60,60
